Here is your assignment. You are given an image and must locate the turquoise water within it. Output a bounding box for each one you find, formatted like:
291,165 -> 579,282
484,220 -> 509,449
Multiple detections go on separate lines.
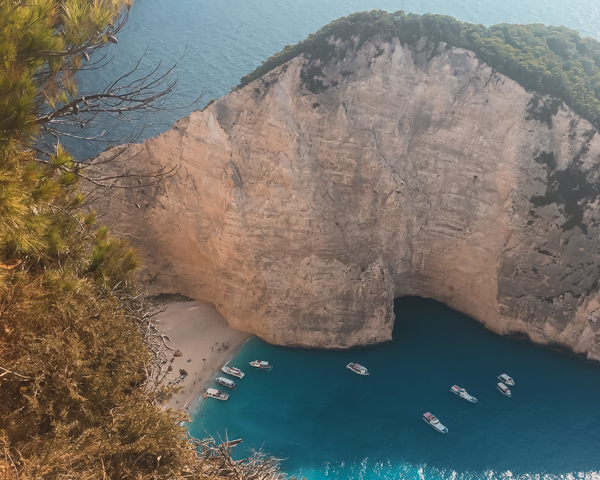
70,0 -> 600,159
190,297 -> 600,479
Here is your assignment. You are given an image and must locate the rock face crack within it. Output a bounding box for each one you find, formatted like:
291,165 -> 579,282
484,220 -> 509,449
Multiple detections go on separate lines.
92,38 -> 600,360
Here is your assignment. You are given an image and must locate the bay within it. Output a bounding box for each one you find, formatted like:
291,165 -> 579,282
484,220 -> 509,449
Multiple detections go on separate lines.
72,2 -> 600,478
190,297 -> 600,480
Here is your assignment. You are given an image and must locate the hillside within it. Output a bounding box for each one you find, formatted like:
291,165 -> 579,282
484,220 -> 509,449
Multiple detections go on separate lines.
240,11 -> 600,131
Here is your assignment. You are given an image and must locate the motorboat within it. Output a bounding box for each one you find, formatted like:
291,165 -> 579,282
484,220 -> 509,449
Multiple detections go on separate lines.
450,385 -> 478,403
203,387 -> 229,401
422,412 -> 448,433
216,376 -> 236,389
497,382 -> 512,397
221,363 -> 245,379
346,362 -> 369,375
497,373 -> 515,386
249,360 -> 272,371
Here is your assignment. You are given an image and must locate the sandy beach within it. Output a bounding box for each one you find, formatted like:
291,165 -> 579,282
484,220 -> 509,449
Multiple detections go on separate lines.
152,297 -> 252,414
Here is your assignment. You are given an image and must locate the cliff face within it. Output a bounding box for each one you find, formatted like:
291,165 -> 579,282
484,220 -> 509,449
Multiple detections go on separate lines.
94,38 -> 600,358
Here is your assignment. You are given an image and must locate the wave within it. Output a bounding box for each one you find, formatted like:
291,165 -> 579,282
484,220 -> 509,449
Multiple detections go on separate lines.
295,461 -> 600,480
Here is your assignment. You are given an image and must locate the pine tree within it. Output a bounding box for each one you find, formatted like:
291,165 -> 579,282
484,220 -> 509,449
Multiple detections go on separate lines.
0,2 -> 196,478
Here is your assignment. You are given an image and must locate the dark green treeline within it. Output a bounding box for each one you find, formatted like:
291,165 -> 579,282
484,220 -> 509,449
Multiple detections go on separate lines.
240,11 -> 600,131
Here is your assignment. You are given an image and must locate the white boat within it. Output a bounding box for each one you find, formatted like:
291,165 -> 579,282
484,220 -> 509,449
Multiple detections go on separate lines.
249,360 -> 272,370
450,385 -> 478,403
497,382 -> 512,397
422,412 -> 448,433
346,362 -> 369,375
221,363 -> 245,379
497,373 -> 514,386
203,387 -> 229,401
216,377 -> 236,389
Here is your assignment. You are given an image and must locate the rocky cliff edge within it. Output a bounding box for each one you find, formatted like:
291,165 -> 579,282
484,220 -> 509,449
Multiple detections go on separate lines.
92,37 -> 600,358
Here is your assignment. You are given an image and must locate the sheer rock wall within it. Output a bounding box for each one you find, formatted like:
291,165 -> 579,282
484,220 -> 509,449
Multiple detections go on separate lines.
93,38 -> 600,358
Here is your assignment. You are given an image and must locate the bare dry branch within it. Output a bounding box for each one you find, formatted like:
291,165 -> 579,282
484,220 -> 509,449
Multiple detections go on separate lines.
0,367 -> 30,380
187,436 -> 287,480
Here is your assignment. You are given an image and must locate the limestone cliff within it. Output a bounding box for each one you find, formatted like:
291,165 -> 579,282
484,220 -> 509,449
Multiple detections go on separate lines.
93,37 -> 600,358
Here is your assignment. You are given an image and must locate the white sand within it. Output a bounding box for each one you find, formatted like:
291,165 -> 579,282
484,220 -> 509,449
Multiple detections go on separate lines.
153,298 -> 252,413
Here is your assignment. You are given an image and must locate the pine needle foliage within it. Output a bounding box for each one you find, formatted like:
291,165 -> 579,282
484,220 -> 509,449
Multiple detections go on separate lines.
0,1 -> 283,479
239,10 -> 600,131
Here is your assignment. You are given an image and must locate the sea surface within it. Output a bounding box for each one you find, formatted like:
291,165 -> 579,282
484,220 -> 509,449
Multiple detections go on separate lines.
190,297 -> 600,480
73,1 -> 600,478
70,0 -> 600,159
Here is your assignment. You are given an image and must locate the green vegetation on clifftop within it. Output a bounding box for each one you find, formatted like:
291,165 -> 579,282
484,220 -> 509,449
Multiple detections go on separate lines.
239,10 -> 600,131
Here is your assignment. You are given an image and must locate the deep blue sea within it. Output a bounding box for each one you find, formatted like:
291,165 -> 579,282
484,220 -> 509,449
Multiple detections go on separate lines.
70,0 -> 600,159
190,297 -> 600,480
73,1 -> 600,478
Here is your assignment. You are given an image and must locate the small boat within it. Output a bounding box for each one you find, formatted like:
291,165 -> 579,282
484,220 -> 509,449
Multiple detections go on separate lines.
203,387 -> 229,401
497,382 -> 512,397
346,363 -> 369,375
216,376 -> 236,389
422,412 -> 448,433
249,360 -> 272,371
497,373 -> 514,386
450,385 -> 478,403
221,363 -> 245,379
